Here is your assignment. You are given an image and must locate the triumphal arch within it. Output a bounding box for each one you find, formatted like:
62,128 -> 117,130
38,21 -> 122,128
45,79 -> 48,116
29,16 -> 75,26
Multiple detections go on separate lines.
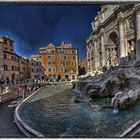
87,4 -> 140,72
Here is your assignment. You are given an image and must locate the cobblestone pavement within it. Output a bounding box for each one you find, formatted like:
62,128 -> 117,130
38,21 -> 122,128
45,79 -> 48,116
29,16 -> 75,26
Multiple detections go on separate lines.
0,96 -> 25,138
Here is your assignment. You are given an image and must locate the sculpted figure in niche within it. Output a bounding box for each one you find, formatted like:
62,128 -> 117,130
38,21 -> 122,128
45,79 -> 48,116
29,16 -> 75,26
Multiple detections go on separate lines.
94,21 -> 98,29
130,41 -> 135,60
106,49 -> 112,67
112,49 -> 118,65
126,18 -> 134,33
128,40 -> 135,60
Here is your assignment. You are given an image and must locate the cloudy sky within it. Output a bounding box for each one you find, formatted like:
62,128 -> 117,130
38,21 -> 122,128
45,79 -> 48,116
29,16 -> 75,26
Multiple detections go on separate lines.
0,4 -> 100,59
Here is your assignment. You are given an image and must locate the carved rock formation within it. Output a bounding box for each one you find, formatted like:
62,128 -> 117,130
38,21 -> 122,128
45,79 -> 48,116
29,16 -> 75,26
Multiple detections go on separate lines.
74,64 -> 140,109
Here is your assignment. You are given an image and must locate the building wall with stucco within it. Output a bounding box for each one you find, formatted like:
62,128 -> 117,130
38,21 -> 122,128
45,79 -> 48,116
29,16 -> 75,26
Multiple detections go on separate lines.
39,42 -> 78,80
30,54 -> 45,80
0,36 -> 30,80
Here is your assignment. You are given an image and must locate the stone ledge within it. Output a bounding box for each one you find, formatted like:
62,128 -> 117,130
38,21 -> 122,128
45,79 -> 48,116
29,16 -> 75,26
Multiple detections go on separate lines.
14,87 -> 45,138
120,120 -> 140,137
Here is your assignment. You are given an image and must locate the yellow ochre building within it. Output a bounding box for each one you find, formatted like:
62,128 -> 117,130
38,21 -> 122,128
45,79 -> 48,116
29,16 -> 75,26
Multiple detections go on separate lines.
39,42 -> 78,81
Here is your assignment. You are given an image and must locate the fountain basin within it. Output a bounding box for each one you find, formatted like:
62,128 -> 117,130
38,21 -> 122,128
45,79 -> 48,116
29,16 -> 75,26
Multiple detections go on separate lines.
15,83 -> 140,137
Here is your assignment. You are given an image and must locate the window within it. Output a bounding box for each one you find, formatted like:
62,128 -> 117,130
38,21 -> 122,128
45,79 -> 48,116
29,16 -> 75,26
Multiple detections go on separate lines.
47,49 -> 51,53
4,39 -> 7,44
73,56 -> 75,60
5,47 -> 8,50
52,50 -> 54,53
65,69 -> 68,73
48,56 -> 51,58
48,62 -> 51,64
64,50 -> 67,54
37,69 -> 38,72
12,66 -> 14,71
32,63 -> 33,66
10,41 -> 13,46
73,69 -> 76,72
32,69 -> 33,72
4,54 -> 7,59
64,56 -> 66,59
61,67 -> 63,72
52,61 -> 55,64
37,62 -> 38,66
61,49 -> 63,53
4,65 -> 8,70
72,50 -> 75,54
49,68 -> 51,72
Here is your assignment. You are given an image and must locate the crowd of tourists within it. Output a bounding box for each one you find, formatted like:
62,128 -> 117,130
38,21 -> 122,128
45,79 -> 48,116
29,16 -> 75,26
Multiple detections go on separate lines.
0,78 -> 46,96
0,76 -> 71,96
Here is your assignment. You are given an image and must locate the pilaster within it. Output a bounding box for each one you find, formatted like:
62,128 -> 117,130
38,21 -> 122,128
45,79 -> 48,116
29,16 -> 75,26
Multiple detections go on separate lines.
134,4 -> 140,61
100,28 -> 105,67
118,12 -> 126,58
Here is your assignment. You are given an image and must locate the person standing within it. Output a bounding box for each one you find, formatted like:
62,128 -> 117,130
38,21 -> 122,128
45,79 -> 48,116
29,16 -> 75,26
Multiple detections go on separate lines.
23,85 -> 27,99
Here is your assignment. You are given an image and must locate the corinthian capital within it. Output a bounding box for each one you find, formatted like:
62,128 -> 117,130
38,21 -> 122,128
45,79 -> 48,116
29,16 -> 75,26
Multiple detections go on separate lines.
118,12 -> 124,23
134,4 -> 140,15
92,35 -> 97,42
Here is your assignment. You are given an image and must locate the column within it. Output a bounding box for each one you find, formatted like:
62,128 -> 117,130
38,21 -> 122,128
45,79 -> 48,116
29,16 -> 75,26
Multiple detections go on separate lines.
136,7 -> 140,40
86,43 -> 90,72
90,44 -> 93,71
118,12 -> 126,58
90,38 -> 95,71
89,43 -> 91,72
135,5 -> 140,61
101,28 -> 105,67
94,37 -> 99,71
86,47 -> 89,72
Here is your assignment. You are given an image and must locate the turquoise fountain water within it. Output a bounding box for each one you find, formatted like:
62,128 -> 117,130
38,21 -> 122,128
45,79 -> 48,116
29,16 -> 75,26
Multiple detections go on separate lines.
19,83 -> 140,137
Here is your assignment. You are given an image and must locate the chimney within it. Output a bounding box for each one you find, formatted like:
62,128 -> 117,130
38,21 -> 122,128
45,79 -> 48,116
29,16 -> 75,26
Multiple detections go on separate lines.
5,34 -> 9,38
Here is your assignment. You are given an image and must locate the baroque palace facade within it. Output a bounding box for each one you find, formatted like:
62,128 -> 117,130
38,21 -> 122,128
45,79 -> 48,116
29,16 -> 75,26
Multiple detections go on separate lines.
87,4 -> 140,72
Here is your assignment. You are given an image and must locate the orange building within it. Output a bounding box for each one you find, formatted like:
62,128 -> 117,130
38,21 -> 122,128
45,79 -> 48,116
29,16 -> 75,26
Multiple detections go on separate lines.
39,42 -> 78,80
0,35 -> 30,80
0,36 -> 20,80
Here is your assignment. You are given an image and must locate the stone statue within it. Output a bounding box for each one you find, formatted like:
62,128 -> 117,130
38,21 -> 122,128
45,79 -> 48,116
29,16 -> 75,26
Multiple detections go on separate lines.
126,17 -> 134,33
130,41 -> 135,60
